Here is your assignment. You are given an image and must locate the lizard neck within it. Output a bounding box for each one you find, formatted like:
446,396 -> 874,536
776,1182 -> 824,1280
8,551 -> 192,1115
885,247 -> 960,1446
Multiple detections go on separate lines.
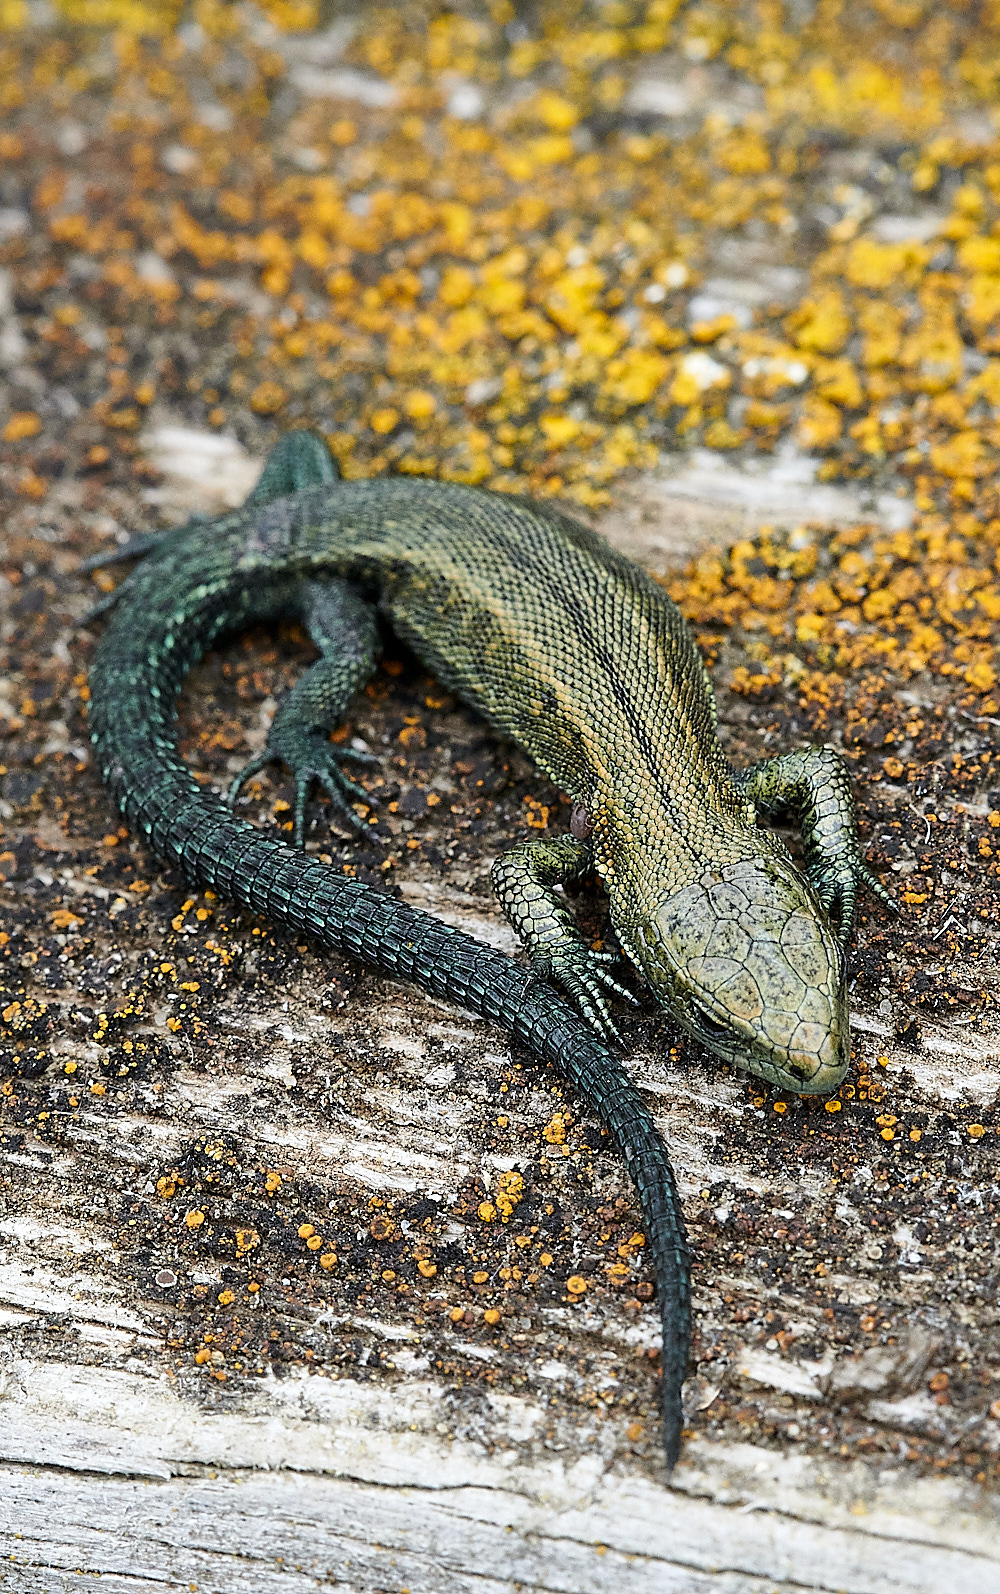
588,767 -> 761,932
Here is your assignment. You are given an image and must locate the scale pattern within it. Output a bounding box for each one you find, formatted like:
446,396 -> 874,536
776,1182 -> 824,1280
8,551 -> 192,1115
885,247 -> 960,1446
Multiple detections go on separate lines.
86,436 -> 885,1470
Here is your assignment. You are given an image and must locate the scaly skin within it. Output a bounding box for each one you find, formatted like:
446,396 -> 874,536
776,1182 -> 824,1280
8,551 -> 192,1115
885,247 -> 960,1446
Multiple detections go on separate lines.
85,432 -> 892,1471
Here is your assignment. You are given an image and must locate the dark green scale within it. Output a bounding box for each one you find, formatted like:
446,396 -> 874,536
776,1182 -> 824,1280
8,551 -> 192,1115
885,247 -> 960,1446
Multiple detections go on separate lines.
85,432 -> 894,1471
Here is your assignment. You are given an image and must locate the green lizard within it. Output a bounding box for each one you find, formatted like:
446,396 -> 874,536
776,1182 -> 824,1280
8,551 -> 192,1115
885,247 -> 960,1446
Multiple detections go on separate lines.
85,430 -> 893,1469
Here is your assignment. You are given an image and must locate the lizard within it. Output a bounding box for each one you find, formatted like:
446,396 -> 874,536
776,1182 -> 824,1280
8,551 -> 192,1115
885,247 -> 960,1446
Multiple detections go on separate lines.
83,429 -> 894,1471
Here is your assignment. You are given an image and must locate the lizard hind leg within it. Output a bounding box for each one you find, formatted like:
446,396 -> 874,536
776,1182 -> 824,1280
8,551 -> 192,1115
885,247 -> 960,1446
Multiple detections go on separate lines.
79,517 -> 211,623
244,428 -> 339,507
228,579 -> 382,846
80,431 -> 339,623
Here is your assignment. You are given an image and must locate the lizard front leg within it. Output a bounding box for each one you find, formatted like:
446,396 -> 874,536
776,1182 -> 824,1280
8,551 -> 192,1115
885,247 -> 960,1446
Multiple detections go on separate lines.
491,834 -> 638,1040
738,745 -> 897,942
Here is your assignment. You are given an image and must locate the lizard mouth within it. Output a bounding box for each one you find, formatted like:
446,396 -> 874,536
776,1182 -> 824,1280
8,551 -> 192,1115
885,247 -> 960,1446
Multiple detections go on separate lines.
684,992 -> 848,1093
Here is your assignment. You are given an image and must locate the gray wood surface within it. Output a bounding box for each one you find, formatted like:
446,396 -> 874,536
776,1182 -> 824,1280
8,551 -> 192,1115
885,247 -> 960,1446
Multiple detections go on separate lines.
2,432 -> 1000,1593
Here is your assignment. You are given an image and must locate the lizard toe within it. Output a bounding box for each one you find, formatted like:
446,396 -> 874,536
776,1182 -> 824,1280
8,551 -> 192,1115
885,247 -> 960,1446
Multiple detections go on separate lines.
588,948 -> 641,1000
304,768 -> 371,839
335,744 -> 380,767
814,853 -> 896,941
810,863 -> 858,944
571,984 -> 622,1042
541,955 -> 624,1042
861,863 -> 899,914
593,964 -> 641,1006
227,751 -> 273,805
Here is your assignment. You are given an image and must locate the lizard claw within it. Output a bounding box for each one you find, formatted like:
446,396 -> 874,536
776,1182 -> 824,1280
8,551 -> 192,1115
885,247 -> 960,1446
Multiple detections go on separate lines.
811,857 -> 898,944
587,950 -> 642,1007
589,946 -> 641,988
292,763 -> 372,847
861,863 -> 899,915
335,744 -> 381,767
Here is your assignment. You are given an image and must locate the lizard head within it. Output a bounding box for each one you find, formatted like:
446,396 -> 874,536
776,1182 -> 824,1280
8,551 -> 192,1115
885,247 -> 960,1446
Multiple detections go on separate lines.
625,853 -> 849,1095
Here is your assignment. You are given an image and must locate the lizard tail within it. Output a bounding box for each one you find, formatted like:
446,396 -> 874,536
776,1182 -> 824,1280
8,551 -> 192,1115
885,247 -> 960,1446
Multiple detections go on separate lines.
89,709 -> 691,1463
502,982 -> 690,1467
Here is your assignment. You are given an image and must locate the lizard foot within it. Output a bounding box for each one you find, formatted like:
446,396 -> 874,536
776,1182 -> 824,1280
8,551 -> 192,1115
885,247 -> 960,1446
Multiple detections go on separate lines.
812,857 -> 898,944
228,732 -> 379,846
533,944 -> 639,1043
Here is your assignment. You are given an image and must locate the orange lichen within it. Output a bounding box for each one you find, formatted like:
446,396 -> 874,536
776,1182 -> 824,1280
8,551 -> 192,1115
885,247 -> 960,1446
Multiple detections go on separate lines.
2,411 -> 42,441
0,3 -> 998,533
668,513 -> 1000,708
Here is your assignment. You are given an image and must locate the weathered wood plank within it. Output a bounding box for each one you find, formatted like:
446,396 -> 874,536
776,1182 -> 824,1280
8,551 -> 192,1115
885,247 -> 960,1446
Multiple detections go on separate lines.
3,427 -> 1000,1594
3,1359 -> 999,1592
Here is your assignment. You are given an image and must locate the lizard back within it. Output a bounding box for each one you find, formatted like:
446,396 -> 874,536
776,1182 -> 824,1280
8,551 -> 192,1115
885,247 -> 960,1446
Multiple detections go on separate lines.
245,477 -> 761,920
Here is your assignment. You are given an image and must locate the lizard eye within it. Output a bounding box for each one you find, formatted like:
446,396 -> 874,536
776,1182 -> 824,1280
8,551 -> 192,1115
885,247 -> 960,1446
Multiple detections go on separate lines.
691,1001 -> 727,1041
